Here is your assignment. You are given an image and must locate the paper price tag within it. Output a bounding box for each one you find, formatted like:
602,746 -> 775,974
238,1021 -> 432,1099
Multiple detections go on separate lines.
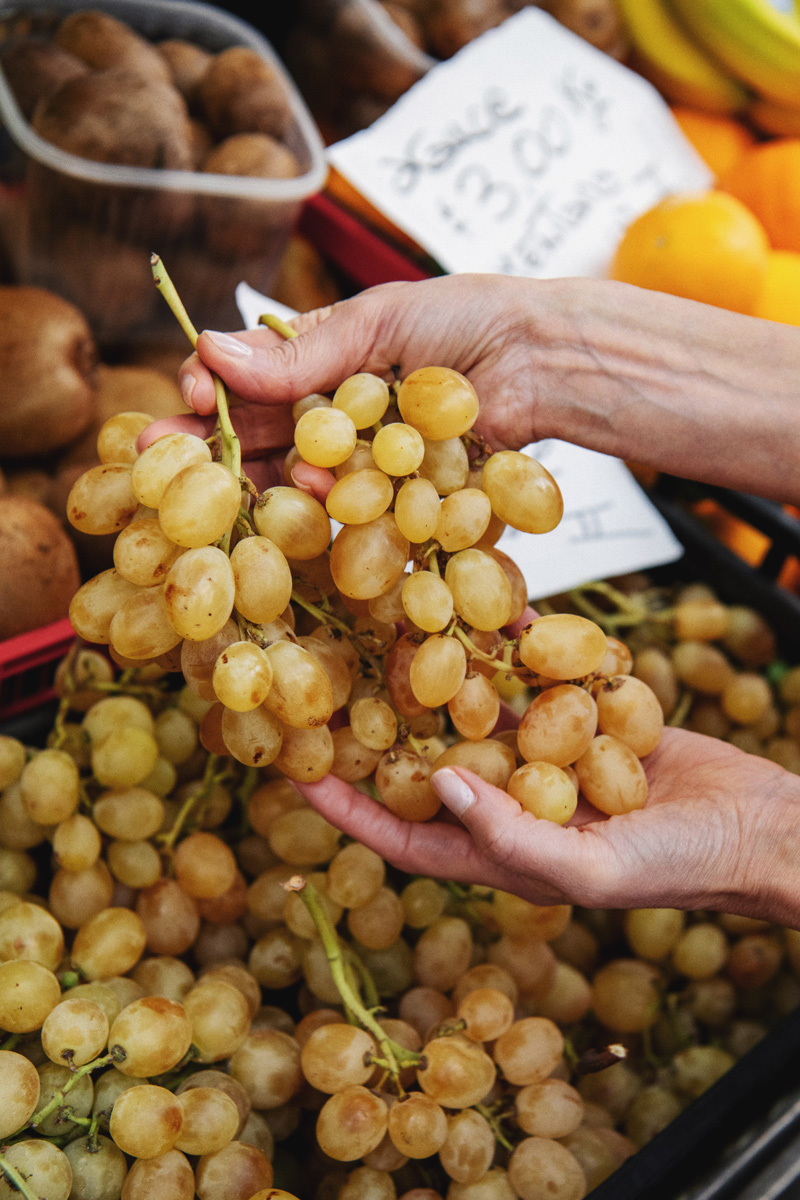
235,286 -> 684,598
497,441 -> 683,600
327,8 -> 713,278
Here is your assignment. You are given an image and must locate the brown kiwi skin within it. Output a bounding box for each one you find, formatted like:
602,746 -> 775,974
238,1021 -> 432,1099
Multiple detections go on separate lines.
196,46 -> 293,141
0,495 -> 82,638
54,9 -> 173,82
0,39 -> 87,120
201,133 -> 300,258
0,285 -> 97,459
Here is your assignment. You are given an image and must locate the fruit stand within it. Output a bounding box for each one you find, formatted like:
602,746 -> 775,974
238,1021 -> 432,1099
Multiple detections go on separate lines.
3,3 -> 800,1200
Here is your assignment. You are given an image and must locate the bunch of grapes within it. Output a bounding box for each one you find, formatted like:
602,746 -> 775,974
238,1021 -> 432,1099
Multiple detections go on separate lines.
64,259 -> 664,832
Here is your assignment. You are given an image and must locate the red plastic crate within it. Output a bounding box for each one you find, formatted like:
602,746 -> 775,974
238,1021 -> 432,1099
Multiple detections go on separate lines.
0,618 -> 76,722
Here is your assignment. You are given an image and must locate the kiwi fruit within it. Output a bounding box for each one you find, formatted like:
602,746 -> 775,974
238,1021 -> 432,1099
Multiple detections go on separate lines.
0,495 -> 81,639
201,133 -> 300,258
157,37 -> 213,103
54,9 -> 173,83
0,38 -> 87,120
0,285 -> 97,459
197,46 -> 293,140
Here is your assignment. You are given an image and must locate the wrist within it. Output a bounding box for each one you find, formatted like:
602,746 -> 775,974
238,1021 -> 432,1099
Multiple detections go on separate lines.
726,773 -> 800,929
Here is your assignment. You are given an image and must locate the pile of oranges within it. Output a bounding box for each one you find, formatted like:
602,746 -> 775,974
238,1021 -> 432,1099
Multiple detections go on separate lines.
611,108 -> 800,326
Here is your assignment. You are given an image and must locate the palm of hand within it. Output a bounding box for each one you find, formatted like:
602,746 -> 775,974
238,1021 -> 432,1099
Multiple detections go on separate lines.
299,728 -> 786,915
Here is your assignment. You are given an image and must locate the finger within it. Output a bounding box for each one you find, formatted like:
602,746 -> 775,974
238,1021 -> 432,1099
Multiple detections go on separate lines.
430,766 -> 612,900
138,403 -> 296,460
190,290 -> 415,408
138,413 -> 216,450
296,774 -> 512,887
290,461 -> 336,500
505,605 -> 539,639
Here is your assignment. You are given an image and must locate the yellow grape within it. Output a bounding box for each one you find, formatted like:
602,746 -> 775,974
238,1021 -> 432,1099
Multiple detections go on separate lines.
221,706 -> 283,768
228,535 -> 293,624
435,488 -> 492,551
448,672 -> 501,741
212,642 -> 274,711
595,676 -> 664,757
418,437 -> 469,494
444,549 -> 512,632
371,423 -> 426,476
397,366 -> 479,440
67,464 -> 139,535
332,372 -> 391,428
518,614 -> 607,680
253,487 -> 331,560
393,477 -> 441,542
295,407 -> 358,467
508,761 -> 578,824
68,569 -> 141,645
164,547 -> 235,641
158,462 -> 242,548
96,411 -> 153,464
131,432 -> 211,507
401,572 -> 454,632
574,735 -> 648,815
330,514 -> 409,600
113,517 -> 183,587
326,469 -> 395,525
482,450 -> 563,534
517,685 -> 597,768
263,641 -> 334,729
409,635 -> 467,708
109,588 -> 183,660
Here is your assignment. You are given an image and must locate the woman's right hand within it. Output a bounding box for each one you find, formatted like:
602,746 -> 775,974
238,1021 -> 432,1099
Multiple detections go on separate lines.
147,273 -> 572,460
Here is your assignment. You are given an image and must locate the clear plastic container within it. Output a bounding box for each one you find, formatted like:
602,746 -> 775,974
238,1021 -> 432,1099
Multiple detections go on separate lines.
0,0 -> 328,344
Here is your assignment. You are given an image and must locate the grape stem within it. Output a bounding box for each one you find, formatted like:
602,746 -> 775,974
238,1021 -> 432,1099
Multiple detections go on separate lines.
0,1152 -> 39,1200
157,753 -> 226,854
283,876 -> 422,1087
258,313 -> 299,339
668,689 -> 694,728
473,1102 -> 515,1153
151,254 -> 242,487
28,1049 -> 124,1131
567,581 -> 650,632
290,591 -> 384,680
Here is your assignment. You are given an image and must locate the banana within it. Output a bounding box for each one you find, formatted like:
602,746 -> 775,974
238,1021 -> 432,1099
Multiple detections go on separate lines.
669,0 -> 800,108
749,95 -> 800,135
615,0 -> 749,115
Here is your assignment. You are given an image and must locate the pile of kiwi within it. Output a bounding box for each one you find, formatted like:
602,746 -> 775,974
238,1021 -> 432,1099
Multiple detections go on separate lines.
0,8 -> 306,337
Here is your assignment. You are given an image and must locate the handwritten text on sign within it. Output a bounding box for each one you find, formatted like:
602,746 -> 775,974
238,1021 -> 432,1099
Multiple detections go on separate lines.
328,8 -> 712,278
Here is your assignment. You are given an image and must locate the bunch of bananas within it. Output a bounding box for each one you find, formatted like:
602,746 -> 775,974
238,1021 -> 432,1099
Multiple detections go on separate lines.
616,0 -> 800,135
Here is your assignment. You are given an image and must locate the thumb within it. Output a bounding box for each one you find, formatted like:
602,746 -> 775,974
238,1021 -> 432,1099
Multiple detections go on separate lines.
194,289 -> 405,407
430,766 -> 608,901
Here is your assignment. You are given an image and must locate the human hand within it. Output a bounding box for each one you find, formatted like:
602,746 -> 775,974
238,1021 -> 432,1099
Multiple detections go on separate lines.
139,274 -> 571,465
296,727 -> 800,927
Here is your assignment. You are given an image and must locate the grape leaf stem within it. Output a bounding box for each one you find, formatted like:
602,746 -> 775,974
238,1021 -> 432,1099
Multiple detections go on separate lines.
0,1152 -> 39,1200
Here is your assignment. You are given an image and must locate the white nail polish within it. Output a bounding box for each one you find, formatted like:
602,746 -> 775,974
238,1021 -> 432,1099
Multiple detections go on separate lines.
204,330 -> 252,356
432,768 -> 476,817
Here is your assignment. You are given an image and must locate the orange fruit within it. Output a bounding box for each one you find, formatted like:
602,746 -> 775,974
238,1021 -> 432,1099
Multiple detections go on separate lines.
609,190 -> 770,314
752,249 -> 800,326
670,107 -> 756,180
720,138 -> 800,253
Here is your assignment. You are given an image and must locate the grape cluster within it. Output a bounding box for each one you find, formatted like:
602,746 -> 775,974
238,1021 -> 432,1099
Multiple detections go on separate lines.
65,337 -> 665,830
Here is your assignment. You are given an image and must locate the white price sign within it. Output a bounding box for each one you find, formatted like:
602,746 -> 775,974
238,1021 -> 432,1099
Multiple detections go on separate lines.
327,8 -> 713,279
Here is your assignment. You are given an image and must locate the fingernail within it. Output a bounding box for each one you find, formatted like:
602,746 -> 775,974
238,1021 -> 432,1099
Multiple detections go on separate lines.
290,467 -> 313,495
180,375 -> 195,408
431,768 -> 476,818
204,330 -> 252,357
